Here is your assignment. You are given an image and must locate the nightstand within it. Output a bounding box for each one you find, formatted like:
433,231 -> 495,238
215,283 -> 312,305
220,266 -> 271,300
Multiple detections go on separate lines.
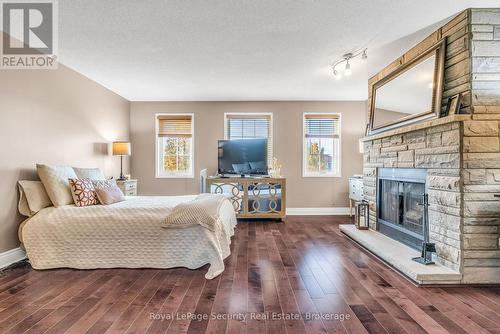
116,179 -> 138,196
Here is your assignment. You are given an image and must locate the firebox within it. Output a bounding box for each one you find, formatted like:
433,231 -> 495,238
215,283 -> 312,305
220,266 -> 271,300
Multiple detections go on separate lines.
377,168 -> 427,250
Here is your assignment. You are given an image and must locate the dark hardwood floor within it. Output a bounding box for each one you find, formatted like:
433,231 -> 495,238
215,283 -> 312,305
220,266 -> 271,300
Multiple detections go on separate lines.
1,216 -> 500,333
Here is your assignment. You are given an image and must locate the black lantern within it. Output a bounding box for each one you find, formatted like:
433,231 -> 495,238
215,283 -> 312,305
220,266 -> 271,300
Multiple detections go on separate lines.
355,200 -> 369,230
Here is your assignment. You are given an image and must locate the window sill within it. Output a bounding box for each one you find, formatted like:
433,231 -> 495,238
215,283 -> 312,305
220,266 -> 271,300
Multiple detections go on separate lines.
303,173 -> 342,178
155,174 -> 194,179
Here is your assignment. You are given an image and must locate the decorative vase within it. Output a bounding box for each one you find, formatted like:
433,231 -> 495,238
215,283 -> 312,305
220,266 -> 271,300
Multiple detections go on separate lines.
269,157 -> 283,178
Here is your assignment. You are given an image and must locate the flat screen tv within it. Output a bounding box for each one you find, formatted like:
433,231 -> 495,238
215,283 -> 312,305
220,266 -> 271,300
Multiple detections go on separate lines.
218,139 -> 268,175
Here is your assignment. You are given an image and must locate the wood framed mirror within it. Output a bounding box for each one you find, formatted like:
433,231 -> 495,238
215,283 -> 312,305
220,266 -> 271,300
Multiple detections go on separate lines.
369,38 -> 446,134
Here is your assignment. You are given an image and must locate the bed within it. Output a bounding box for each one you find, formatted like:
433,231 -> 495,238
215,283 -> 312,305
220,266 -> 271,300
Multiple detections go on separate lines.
20,195 -> 237,279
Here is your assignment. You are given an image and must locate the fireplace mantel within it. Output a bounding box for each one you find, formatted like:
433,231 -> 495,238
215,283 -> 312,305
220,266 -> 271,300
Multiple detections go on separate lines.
361,114 -> 471,142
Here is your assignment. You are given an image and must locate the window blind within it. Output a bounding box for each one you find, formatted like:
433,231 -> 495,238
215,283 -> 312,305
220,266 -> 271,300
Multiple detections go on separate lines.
157,115 -> 193,138
226,114 -> 270,140
225,113 -> 273,163
304,114 -> 339,138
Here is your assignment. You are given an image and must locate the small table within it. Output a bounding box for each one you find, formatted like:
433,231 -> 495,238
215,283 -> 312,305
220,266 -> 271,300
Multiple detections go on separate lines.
116,179 -> 138,196
349,176 -> 364,217
207,176 -> 286,221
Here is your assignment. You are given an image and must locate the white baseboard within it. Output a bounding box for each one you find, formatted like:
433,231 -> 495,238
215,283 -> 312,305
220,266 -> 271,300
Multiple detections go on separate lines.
286,207 -> 351,215
0,247 -> 26,269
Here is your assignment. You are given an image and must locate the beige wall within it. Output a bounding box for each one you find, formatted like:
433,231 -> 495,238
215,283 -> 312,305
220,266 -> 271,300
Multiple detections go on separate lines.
130,101 -> 365,208
0,65 -> 130,252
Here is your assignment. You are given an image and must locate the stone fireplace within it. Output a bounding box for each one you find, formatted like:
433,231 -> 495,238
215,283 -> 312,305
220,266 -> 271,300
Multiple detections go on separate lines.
352,8 -> 500,284
363,122 -> 463,272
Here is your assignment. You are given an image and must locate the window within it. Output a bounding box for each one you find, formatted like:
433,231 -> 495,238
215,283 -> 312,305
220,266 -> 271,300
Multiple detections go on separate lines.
303,113 -> 341,177
156,114 -> 194,178
224,113 -> 273,165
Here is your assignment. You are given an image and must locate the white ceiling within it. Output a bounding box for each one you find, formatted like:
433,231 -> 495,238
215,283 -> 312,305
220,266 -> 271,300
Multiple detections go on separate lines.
57,0 -> 500,101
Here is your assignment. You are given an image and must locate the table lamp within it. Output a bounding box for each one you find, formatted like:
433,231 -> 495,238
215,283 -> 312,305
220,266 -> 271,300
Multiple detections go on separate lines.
112,141 -> 131,180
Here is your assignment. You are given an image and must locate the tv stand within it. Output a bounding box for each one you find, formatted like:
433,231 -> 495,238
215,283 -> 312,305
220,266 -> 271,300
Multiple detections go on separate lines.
218,173 -> 270,178
207,176 -> 286,221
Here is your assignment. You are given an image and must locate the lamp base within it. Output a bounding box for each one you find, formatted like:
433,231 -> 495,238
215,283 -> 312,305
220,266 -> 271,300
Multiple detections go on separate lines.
117,155 -> 126,181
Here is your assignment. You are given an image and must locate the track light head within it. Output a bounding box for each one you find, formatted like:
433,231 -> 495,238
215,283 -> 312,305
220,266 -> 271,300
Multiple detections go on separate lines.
362,49 -> 368,60
333,68 -> 341,80
344,61 -> 351,76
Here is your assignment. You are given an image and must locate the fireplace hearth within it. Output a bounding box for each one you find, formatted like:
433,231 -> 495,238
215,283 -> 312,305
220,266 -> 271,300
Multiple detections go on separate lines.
377,168 -> 427,250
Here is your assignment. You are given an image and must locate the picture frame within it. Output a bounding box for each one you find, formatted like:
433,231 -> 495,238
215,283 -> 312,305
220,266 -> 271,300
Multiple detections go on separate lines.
364,123 -> 370,136
445,93 -> 462,116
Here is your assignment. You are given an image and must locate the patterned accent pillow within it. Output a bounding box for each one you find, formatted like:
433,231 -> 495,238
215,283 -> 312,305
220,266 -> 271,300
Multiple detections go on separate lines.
68,178 -> 99,207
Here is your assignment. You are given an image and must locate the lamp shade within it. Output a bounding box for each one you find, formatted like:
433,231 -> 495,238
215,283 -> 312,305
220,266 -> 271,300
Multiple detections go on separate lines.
112,141 -> 131,156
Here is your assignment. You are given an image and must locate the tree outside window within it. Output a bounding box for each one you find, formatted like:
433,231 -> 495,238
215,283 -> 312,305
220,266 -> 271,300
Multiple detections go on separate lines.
156,114 -> 194,178
303,114 -> 340,177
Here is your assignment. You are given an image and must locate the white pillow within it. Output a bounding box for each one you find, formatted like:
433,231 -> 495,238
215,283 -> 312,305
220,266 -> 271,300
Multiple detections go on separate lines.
18,180 -> 53,216
73,167 -> 106,180
36,164 -> 77,207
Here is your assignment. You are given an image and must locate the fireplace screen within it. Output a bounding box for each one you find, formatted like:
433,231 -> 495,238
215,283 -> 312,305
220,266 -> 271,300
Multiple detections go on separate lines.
378,176 -> 425,250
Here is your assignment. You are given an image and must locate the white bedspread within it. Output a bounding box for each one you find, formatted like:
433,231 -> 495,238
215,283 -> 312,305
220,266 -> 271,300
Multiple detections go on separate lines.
22,195 -> 237,279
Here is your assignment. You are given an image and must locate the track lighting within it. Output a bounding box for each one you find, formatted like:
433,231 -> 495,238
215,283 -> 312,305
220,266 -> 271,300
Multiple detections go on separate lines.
331,48 -> 367,80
